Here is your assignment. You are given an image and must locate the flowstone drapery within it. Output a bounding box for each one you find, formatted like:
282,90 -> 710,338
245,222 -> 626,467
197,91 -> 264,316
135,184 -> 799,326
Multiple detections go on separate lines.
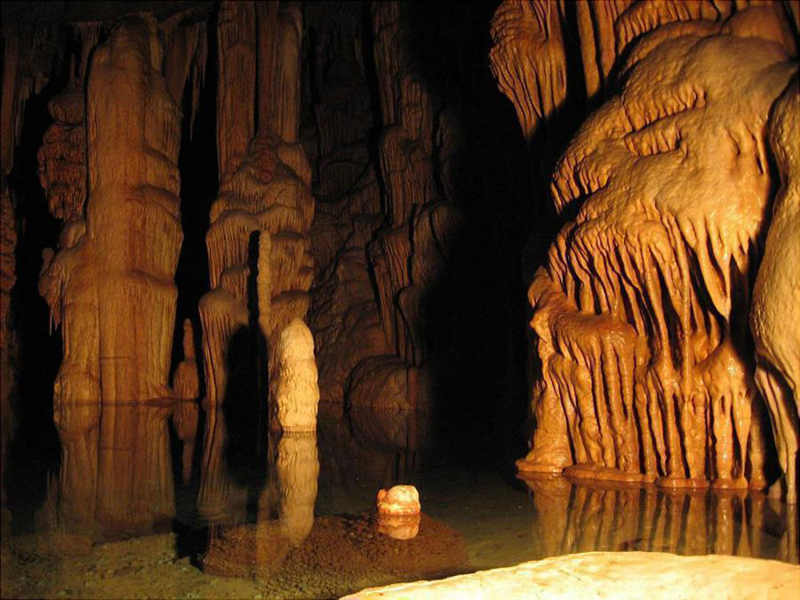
491,1 -> 799,497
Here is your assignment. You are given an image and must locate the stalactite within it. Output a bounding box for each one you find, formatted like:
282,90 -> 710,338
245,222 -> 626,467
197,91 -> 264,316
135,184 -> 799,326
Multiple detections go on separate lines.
37,81 -> 86,221
489,1 -> 795,145
163,18 -> 207,133
489,0 -> 570,143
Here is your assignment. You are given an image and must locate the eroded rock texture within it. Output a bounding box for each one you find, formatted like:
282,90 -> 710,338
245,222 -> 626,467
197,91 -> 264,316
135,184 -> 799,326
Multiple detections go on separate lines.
492,1 -> 799,496
37,16 -> 187,537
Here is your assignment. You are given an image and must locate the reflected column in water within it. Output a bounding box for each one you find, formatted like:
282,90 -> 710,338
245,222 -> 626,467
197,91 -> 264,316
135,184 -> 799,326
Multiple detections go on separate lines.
683,491 -> 709,555
522,474 -> 571,557
172,319 -> 200,484
276,432 -> 319,545
196,407 -> 247,525
522,476 -> 798,563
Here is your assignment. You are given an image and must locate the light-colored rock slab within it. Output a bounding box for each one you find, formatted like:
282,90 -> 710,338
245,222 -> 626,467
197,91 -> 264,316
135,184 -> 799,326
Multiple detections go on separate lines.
343,551 -> 800,599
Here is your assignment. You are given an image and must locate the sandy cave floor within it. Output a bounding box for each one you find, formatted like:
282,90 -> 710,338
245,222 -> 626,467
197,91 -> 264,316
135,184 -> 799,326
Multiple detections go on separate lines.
1,532 -> 263,600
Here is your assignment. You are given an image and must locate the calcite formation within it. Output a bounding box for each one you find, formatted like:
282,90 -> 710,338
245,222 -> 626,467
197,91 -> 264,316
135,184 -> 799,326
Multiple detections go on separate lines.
305,1 -> 466,444
1,18 -> 59,536
195,407 -> 248,525
376,485 -> 423,541
376,484 -> 420,516
345,551 -> 800,599
0,186 -> 16,536
275,319 -> 320,432
492,1 -> 800,497
37,15 -> 187,537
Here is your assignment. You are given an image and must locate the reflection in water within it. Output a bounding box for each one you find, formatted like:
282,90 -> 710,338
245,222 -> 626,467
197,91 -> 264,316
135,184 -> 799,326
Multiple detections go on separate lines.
11,400 -> 799,598
377,513 -> 421,540
52,402 -> 175,539
276,432 -> 319,544
195,408 -> 247,526
522,474 -> 798,564
334,405 -> 429,487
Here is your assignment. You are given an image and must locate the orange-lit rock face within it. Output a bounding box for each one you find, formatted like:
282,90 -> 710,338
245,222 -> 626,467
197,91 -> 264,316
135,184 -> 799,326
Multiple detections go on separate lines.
199,1 -> 314,414
521,13 -> 796,489
377,484 -> 420,516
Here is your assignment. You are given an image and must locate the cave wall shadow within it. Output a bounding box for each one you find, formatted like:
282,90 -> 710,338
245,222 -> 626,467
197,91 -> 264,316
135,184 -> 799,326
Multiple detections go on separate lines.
400,1 -> 541,474
4,28 -> 70,534
219,231 -> 269,514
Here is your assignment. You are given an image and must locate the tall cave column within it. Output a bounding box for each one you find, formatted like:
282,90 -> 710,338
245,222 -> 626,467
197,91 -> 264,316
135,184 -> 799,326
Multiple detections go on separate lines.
87,16 -> 183,533
198,0 -> 314,516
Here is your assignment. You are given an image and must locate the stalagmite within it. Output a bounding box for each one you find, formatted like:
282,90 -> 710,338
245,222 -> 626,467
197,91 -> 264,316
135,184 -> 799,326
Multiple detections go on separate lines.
751,81 -> 800,502
493,2 -> 799,495
275,319 -> 319,433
